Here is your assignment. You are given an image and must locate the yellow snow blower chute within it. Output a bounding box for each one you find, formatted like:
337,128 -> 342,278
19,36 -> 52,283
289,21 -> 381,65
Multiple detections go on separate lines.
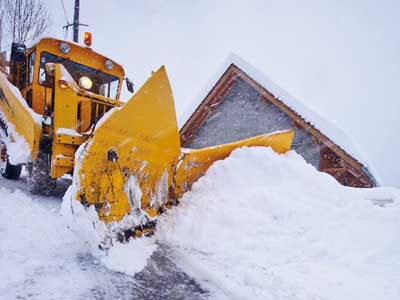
0,37 -> 293,235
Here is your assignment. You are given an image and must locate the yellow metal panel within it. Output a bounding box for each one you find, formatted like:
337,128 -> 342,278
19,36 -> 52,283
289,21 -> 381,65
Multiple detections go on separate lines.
78,100 -> 91,132
32,88 -> 45,115
50,64 -> 80,178
55,133 -> 83,146
76,66 -> 181,223
0,72 -> 41,160
52,65 -> 79,130
174,130 -> 294,198
53,155 -> 74,167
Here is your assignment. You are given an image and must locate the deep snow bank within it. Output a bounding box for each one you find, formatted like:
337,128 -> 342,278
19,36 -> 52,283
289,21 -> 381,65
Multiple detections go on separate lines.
156,147 -> 400,300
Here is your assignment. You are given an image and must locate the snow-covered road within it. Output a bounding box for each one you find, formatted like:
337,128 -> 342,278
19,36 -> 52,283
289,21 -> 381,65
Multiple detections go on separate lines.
0,174 -> 208,300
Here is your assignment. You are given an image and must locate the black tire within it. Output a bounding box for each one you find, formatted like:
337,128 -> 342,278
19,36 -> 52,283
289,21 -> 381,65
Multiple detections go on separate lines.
0,160 -> 22,179
26,141 -> 56,196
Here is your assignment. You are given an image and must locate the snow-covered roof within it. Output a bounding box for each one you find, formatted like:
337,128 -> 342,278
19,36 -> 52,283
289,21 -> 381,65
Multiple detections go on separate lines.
181,53 -> 381,185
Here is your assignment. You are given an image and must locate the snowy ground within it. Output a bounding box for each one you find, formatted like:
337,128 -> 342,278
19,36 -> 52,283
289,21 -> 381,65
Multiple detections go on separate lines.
1,148 -> 399,300
0,174 -> 207,300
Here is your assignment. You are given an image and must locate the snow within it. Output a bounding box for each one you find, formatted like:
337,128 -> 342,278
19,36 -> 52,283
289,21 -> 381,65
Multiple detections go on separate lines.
0,72 -> 42,126
0,113 -> 32,164
101,237 -> 158,276
0,72 -> 42,164
0,187 -> 94,299
181,54 -> 381,185
156,146 -> 400,300
0,181 -> 186,299
59,64 -> 79,92
62,180 -> 157,277
1,135 -> 399,299
56,127 -> 82,137
120,175 -> 151,228
0,176 -> 157,299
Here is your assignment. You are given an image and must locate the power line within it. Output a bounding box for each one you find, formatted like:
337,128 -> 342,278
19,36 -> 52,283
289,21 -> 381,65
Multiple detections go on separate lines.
61,0 -> 70,39
62,0 -> 88,43
61,0 -> 70,24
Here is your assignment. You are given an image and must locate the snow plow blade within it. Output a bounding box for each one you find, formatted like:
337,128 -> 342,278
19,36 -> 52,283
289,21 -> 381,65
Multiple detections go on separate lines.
0,72 -> 41,162
75,66 -> 181,223
174,130 -> 294,198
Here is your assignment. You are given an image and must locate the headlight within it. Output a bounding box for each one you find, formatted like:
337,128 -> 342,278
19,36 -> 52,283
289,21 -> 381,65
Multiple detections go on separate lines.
59,42 -> 70,54
79,76 -> 92,90
105,60 -> 113,70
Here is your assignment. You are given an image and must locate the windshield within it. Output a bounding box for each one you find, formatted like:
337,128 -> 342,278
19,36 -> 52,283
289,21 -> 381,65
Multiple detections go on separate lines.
38,51 -> 120,99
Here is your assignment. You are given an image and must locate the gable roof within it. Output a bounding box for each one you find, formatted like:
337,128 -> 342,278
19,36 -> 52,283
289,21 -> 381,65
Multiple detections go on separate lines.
180,54 -> 380,185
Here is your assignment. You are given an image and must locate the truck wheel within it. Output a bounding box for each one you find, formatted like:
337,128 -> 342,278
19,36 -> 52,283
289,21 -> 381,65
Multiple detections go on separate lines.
0,141 -> 22,179
26,149 -> 56,196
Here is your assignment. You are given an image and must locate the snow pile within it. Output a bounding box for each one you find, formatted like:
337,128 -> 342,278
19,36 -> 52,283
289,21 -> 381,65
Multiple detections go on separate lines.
101,237 -> 157,276
157,147 -> 400,300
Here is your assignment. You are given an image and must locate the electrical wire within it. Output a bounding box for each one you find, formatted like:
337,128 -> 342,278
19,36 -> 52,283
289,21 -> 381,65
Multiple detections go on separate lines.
61,0 -> 70,39
61,0 -> 70,25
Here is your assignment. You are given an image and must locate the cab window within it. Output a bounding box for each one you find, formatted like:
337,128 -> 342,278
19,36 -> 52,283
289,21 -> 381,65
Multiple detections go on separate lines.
27,50 -> 36,85
39,52 -> 120,99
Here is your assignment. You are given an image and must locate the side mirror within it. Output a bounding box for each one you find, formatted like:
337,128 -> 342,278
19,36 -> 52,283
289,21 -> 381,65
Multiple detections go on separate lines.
10,42 -> 26,62
125,77 -> 134,93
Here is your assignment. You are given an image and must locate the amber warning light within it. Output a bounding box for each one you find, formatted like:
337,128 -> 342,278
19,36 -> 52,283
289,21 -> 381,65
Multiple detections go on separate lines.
84,32 -> 92,47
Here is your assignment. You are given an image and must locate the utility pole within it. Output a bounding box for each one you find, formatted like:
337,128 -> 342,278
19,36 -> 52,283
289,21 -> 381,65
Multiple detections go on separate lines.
73,0 -> 80,43
63,0 -> 88,43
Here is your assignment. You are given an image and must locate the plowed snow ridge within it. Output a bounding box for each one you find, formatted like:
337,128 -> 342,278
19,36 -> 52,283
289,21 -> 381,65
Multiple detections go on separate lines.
156,147 -> 400,300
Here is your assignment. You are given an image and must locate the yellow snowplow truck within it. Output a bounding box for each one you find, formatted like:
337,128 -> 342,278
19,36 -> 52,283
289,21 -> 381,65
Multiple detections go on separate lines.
0,37 -> 293,236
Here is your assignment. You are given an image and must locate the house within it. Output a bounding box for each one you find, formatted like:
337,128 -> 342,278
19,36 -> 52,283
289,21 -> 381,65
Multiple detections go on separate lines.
179,55 -> 378,188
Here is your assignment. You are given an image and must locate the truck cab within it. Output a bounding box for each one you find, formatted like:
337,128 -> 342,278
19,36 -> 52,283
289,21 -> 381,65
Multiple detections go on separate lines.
10,38 -> 126,117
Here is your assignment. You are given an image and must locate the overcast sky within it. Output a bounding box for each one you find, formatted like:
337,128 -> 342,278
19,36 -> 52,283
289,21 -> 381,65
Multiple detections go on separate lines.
47,0 -> 399,187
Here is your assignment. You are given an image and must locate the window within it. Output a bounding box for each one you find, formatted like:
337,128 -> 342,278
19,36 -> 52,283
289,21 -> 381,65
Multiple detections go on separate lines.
100,79 -> 119,98
27,51 -> 36,85
39,52 -> 120,99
